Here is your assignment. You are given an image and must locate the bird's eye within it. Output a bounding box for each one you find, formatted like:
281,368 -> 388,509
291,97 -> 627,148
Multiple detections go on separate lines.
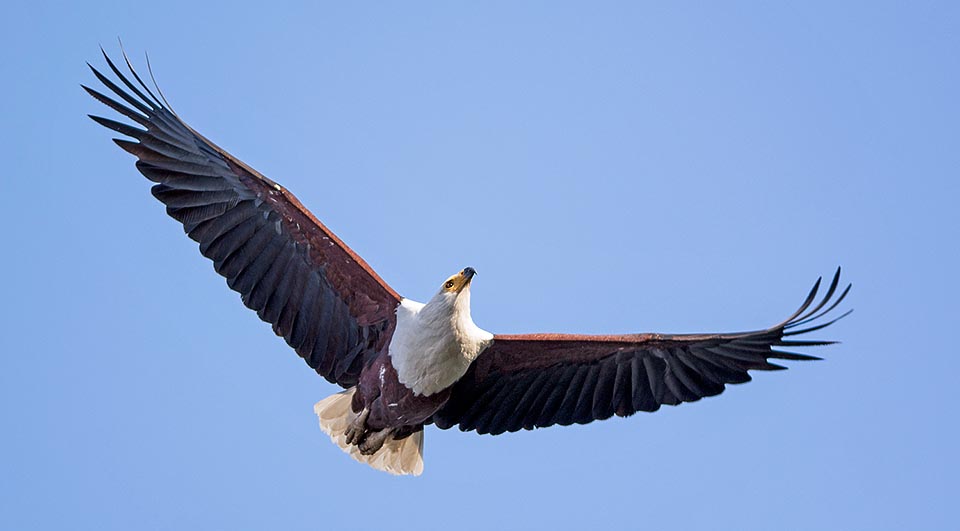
444,281 -> 455,289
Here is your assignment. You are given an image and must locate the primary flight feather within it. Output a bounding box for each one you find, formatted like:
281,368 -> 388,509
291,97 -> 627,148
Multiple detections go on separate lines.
86,48 -> 850,476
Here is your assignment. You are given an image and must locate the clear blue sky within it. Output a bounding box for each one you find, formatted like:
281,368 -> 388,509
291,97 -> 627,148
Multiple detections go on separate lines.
2,2 -> 957,530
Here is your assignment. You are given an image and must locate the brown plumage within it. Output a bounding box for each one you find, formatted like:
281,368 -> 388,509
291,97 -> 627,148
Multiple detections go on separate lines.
434,272 -> 849,435
84,49 -> 399,389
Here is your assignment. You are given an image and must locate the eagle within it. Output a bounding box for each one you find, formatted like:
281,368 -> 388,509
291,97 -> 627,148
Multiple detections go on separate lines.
85,49 -> 851,476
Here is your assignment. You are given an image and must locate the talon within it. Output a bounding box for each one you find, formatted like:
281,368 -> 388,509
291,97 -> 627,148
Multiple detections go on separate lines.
344,408 -> 369,446
358,428 -> 392,455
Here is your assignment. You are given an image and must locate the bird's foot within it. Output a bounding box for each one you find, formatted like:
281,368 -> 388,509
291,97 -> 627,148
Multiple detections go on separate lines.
344,408 -> 370,446
358,428 -> 392,455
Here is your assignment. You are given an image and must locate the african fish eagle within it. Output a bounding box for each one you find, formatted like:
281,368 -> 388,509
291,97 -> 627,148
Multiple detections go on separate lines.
85,49 -> 851,476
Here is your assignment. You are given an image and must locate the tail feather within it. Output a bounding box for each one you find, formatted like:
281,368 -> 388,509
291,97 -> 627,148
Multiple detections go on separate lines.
313,388 -> 424,476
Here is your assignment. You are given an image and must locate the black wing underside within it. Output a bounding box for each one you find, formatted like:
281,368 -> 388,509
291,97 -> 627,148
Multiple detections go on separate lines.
85,49 -> 401,388
432,269 -> 851,435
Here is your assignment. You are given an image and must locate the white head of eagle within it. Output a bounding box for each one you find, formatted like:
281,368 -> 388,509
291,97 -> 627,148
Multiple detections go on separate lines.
389,267 -> 495,397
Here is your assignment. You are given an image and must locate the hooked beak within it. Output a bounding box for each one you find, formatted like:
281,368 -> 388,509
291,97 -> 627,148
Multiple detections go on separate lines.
458,267 -> 476,292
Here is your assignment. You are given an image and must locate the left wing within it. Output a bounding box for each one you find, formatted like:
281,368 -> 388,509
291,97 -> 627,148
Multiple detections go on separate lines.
431,269 -> 850,435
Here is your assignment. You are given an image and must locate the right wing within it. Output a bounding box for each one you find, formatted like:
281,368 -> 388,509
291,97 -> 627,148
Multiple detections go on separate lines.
84,49 -> 401,388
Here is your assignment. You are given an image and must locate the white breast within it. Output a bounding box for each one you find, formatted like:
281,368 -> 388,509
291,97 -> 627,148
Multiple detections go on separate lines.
388,295 -> 493,397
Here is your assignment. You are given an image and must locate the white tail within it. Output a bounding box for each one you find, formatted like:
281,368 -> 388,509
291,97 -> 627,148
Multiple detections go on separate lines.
313,388 -> 424,476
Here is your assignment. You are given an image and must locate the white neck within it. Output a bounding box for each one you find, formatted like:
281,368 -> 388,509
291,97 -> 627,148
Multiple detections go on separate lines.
388,287 -> 493,396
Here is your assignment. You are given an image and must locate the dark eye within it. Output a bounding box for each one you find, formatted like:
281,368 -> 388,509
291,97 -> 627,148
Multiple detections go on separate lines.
444,281 -> 455,289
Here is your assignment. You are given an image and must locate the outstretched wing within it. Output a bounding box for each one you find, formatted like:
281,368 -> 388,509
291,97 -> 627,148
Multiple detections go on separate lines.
432,269 -> 850,435
84,49 -> 401,388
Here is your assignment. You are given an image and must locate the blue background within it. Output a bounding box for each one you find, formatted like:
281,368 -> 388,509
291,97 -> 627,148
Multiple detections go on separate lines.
2,2 -> 957,530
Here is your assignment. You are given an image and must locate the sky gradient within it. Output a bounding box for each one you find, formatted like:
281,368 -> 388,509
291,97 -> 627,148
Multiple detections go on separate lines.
2,2 -> 958,530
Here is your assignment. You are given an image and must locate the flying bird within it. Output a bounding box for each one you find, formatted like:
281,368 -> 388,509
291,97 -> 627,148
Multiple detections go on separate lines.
85,49 -> 851,476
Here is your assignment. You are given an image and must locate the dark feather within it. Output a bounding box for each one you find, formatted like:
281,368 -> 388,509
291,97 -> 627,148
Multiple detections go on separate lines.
433,271 -> 850,435
86,50 -> 401,388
